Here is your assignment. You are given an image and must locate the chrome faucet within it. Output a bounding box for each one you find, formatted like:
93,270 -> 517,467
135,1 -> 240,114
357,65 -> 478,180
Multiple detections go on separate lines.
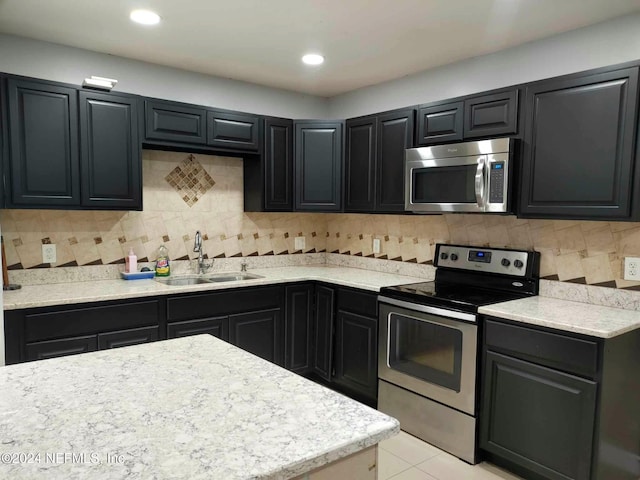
193,230 -> 213,274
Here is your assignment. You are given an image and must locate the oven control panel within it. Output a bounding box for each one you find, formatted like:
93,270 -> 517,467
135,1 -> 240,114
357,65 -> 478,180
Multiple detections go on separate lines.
435,244 -> 532,277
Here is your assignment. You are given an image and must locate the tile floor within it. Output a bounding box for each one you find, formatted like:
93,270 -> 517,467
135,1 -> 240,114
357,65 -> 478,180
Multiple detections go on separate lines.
378,431 -> 523,480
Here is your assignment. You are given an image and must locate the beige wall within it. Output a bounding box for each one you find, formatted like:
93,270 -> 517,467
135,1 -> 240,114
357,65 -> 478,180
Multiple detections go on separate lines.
2,149 -> 640,290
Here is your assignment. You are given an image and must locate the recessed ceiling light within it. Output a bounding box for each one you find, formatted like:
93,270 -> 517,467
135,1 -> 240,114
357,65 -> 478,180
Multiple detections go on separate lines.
130,9 -> 161,26
302,54 -> 324,66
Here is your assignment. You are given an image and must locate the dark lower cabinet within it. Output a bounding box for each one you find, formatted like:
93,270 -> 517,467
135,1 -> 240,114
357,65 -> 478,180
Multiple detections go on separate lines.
79,91 -> 141,210
167,316 -> 228,341
333,310 -> 378,402
229,308 -> 282,365
312,285 -> 335,381
295,121 -> 343,211
519,67 -> 639,219
26,335 -> 97,361
284,284 -> 314,374
6,78 -> 80,207
481,351 -> 596,480
481,318 -> 640,480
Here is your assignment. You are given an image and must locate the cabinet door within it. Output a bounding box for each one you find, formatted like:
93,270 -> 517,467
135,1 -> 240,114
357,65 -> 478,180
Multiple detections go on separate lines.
481,351 -> 597,480
345,116 -> 376,212
144,99 -> 206,144
229,308 -> 283,365
312,285 -> 335,381
7,78 -> 80,206
207,110 -> 259,151
416,101 -> 463,145
167,316 -> 229,341
464,90 -> 518,138
377,109 -> 414,212
98,326 -> 159,350
334,310 -> 378,402
79,91 -> 141,209
284,284 -> 314,374
26,335 -> 97,361
519,67 -> 639,219
295,121 -> 343,211
264,117 -> 293,211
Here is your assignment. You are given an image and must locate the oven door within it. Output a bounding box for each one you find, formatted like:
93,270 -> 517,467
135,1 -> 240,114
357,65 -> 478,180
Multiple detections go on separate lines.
378,297 -> 478,415
405,154 -> 487,213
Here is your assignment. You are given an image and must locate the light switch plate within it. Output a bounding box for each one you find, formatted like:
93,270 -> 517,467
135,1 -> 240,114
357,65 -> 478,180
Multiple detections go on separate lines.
624,257 -> 640,281
42,244 -> 57,264
294,236 -> 305,250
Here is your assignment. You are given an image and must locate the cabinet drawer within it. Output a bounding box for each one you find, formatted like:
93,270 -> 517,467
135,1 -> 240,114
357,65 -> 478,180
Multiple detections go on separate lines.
25,300 -> 160,342
145,100 -> 206,144
485,319 -> 599,378
26,335 -> 98,361
337,288 -> 377,318
167,316 -> 229,341
98,326 -> 159,350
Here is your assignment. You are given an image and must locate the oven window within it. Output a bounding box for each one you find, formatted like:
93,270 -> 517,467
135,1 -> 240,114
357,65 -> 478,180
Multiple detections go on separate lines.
412,165 -> 476,203
388,313 -> 463,392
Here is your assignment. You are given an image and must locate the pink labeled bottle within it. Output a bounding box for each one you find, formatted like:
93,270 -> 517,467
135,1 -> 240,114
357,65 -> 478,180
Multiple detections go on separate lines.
125,248 -> 137,273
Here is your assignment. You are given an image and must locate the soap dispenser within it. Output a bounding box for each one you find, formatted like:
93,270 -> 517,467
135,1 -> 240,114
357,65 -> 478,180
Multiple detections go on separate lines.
126,248 -> 137,273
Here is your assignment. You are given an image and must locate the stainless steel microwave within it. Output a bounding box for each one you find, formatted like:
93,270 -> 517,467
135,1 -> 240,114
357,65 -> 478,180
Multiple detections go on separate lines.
405,138 -> 515,213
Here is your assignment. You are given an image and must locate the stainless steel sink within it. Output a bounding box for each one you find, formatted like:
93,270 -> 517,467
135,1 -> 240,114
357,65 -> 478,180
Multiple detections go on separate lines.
155,276 -> 213,286
155,272 -> 263,286
205,273 -> 263,282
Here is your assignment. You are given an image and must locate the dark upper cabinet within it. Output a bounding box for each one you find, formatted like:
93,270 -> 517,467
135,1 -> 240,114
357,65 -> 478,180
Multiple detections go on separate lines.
295,121 -> 343,211
229,308 -> 283,365
284,284 -> 314,374
416,101 -> 464,145
7,78 -> 80,206
464,89 -> 519,139
376,109 -> 414,212
345,116 -> 376,212
312,285 -> 335,381
207,110 -> 260,151
264,117 -> 293,211
519,67 -> 639,220
144,99 -> 206,144
79,91 -> 141,210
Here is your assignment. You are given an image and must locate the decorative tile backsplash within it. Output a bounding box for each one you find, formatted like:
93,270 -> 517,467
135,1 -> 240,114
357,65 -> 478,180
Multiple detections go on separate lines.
1,149 -> 640,290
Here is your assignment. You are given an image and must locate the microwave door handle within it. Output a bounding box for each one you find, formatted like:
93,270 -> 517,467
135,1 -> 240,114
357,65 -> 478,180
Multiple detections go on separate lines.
475,158 -> 485,209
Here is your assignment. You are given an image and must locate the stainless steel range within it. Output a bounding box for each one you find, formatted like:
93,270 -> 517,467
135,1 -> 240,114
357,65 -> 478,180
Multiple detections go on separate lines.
377,243 -> 540,464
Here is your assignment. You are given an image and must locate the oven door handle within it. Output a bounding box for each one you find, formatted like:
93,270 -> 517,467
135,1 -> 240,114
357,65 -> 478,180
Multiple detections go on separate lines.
378,296 -> 476,323
475,156 -> 486,210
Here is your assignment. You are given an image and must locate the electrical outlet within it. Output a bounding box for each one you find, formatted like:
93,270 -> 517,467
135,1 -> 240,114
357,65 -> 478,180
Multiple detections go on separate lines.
624,257 -> 640,281
42,244 -> 57,264
294,236 -> 305,250
372,238 -> 381,254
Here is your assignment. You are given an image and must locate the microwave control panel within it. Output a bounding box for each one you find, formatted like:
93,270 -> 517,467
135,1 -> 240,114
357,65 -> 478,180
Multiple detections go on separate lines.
488,161 -> 505,203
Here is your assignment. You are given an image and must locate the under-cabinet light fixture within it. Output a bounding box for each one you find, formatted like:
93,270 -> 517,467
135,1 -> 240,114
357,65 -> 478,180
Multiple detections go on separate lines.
82,76 -> 118,91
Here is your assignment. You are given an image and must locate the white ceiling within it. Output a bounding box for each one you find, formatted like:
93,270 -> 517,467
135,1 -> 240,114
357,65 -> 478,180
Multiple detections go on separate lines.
0,0 -> 639,97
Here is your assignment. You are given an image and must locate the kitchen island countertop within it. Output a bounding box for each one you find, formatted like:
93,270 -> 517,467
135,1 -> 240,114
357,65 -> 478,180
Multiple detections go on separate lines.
0,335 -> 399,479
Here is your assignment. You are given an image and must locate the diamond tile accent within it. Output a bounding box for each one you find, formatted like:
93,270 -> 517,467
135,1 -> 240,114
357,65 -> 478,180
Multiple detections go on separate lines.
165,154 -> 215,207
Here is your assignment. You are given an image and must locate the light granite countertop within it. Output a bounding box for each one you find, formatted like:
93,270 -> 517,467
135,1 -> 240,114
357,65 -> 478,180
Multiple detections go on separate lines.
2,265 -> 427,311
0,335 -> 399,480
479,296 -> 640,338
